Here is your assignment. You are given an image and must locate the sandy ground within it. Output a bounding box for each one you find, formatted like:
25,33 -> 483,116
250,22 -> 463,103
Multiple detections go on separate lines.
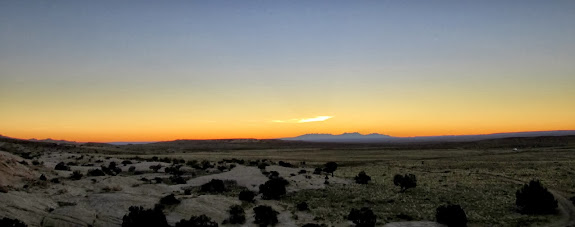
0,151 -> 359,227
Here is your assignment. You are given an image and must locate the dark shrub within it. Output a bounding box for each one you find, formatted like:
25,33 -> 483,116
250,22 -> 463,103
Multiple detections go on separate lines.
239,190 -> 256,202
122,160 -> 133,165
570,196 -> 575,205
323,162 -> 338,177
298,169 -> 307,174
166,165 -> 184,176
258,163 -> 269,170
128,166 -> 136,172
39,174 -> 47,181
87,169 -> 106,176
226,205 -> 246,224
186,160 -> 198,167
0,217 -> 27,227
150,164 -> 162,172
109,162 -> 122,174
184,189 -> 192,195
253,205 -> 278,226
175,214 -> 218,227
347,207 -> 376,227
393,174 -> 417,192
19,160 -> 28,166
159,194 -> 180,205
268,171 -> 280,179
313,168 -> 322,175
297,201 -> 309,211
122,206 -> 169,227
50,178 -> 60,183
217,166 -> 227,172
200,179 -> 226,193
259,178 -> 288,200
69,171 -> 83,180
302,224 -> 321,227
169,176 -> 187,184
516,180 -> 557,214
201,160 -> 213,170
278,161 -> 293,168
32,160 -> 41,165
435,204 -> 467,227
66,162 -> 78,166
55,162 -> 70,171
354,171 -> 371,184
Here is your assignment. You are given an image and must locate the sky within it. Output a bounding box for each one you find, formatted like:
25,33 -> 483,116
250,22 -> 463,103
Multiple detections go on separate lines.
1,1 -> 574,142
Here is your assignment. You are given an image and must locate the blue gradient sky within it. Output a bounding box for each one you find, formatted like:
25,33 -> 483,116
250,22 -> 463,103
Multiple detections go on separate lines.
1,1 -> 574,141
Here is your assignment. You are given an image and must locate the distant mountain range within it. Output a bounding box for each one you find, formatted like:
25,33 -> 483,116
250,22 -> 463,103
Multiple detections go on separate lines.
281,130 -> 575,143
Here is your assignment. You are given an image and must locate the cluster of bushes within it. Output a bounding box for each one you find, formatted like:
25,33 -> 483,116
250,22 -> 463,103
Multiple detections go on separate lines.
122,206 -> 169,227
175,215 -> 218,227
222,158 -> 245,165
259,178 -> 288,200
101,162 -> 122,176
122,205 -> 220,227
0,217 -> 27,227
150,164 -> 163,172
165,165 -> 184,176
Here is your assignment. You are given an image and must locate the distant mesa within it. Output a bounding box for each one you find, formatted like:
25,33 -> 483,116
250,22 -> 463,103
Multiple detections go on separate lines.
282,132 -> 392,142
282,130 -> 575,143
28,138 -> 78,144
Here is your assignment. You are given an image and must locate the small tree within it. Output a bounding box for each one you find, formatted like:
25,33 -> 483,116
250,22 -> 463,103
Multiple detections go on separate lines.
393,174 -> 417,192
253,205 -> 279,226
516,180 -> 557,214
323,162 -> 338,177
175,214 -> 218,227
259,178 -> 288,200
122,206 -> 169,227
347,207 -> 376,227
239,190 -> 256,202
354,171 -> 371,184
436,204 -> 467,227
226,205 -> 246,224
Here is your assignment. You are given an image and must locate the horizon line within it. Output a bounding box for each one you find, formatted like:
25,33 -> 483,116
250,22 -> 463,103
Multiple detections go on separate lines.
2,129 -> 574,144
